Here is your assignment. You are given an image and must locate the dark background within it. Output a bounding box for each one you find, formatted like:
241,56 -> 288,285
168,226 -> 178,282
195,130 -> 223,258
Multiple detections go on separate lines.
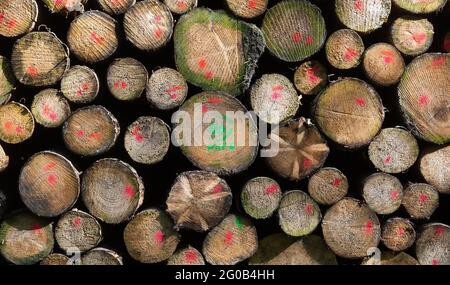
0,0 -> 449,265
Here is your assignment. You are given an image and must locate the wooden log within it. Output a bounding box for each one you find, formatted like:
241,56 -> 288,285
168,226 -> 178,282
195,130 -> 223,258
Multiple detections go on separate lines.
393,0 -> 448,14
277,190 -> 321,237
173,91 -> 258,175
41,0 -> 87,14
0,0 -> 38,37
335,0 -> 391,33
81,247 -> 123,265
19,151 -> 80,217
60,65 -> 99,104
250,73 -> 300,124
107,58 -> 148,101
415,223 -> 450,265
0,210 -> 54,265
325,29 -> 364,70
174,8 -> 265,96
62,105 -> 120,156
0,144 -> 9,172
67,10 -> 119,63
166,170 -> 232,231
444,31 -> 450,52
31,88 -> 71,128
363,43 -> 405,86
264,117 -> 330,181
381,217 -> 416,252
398,53 -> 450,144
249,233 -> 337,265
81,158 -> 144,224
123,0 -> 173,52
55,209 -> 103,253
420,144 -> 450,194
293,60 -> 328,96
240,176 -> 282,220
202,214 -> 258,265
313,78 -> 384,149
146,67 -> 188,110
0,102 -> 35,144
98,0 -> 136,15
40,253 -> 71,265
164,0 -> 197,15
362,251 -> 419,265
167,246 -> 205,265
307,167 -> 348,205
11,31 -> 69,87
391,17 -> 434,56
0,190 -> 6,218
124,116 -> 170,165
261,0 -> 326,62
402,183 -> 439,219
362,173 -> 404,215
322,197 -> 381,259
226,0 -> 268,19
123,208 -> 180,263
0,56 -> 15,105
368,128 -> 419,174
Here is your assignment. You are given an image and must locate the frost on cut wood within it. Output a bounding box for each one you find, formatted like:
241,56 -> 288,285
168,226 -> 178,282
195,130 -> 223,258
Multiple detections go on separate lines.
335,0 -> 391,33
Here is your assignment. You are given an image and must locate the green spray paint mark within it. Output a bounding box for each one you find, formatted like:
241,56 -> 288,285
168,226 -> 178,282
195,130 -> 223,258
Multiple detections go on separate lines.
206,114 -> 235,151
235,216 -> 243,230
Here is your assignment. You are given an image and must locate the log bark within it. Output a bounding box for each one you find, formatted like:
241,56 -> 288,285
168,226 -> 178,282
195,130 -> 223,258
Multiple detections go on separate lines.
240,176 -> 282,220
164,0 -> 197,15
167,246 -> 205,265
166,170 -> 232,231
415,223 -> 450,265
0,102 -> 35,144
19,151 -> 80,217
362,173 -> 403,215
202,214 -> 258,265
393,0 -> 448,14
307,167 -> 348,205
0,56 -> 15,105
363,43 -> 405,86
226,0 -> 268,19
124,208 -> 180,263
391,16 -> 434,56
293,60 -> 328,96
81,247 -> 123,265
40,253 -> 71,265
261,0 -> 326,62
146,67 -> 188,110
325,29 -> 364,70
381,217 -> 416,252
31,88 -> 71,128
81,158 -> 144,224
402,183 -> 439,219
0,0 -> 38,37
60,65 -> 100,104
107,57 -> 148,101
420,144 -> 450,194
335,0 -> 391,33
98,0 -> 136,15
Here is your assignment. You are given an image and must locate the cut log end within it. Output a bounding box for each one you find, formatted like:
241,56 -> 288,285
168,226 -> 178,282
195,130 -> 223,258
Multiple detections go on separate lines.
98,0 -> 136,15
31,89 -> 71,128
335,0 -> 391,33
0,56 -> 15,105
362,173 -> 403,215
146,67 -> 188,110
241,177 -> 282,220
415,223 -> 450,265
81,248 -> 123,265
164,0 -> 197,15
381,217 -> 416,252
0,144 -> 9,172
107,57 -> 148,101
391,17 -> 434,56
0,102 -> 35,144
363,43 -> 405,86
294,60 -> 328,96
362,251 -> 419,265
60,65 -> 100,104
308,167 -> 348,205
167,246 -> 205,265
325,29 -> 364,70
393,0 -> 448,14
420,144 -> 450,194
0,0 -> 38,37
226,0 -> 268,19
402,183 -> 439,219
40,253 -> 71,265
41,0 -> 87,14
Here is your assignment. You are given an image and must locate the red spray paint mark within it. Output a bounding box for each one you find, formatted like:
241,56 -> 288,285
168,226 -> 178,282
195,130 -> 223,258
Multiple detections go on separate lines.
114,81 -> 127,89
154,27 -> 162,39
419,194 -> 428,203
124,185 -> 134,198
55,0 -> 64,5
155,15 -> 161,21
381,50 -> 394,64
26,66 -> 38,77
354,0 -> 363,11
0,13 -> 4,23
47,174 -> 57,186
355,98 -> 366,107
90,32 -> 105,45
434,226 -> 445,237
177,0 -> 187,10
383,155 -> 392,165
396,227 -> 405,237
306,66 -> 320,84
391,190 -> 400,200
201,104 -> 208,113
154,230 -> 165,244
185,250 -> 197,263
305,204 -> 314,215
432,57 -> 446,67
43,104 -> 58,122
224,231 -> 234,244
15,126 -> 23,134
247,0 -> 257,9
130,126 -> 144,142
76,130 -> 85,137
332,178 -> 342,187
292,31 -> 302,43
303,158 -> 312,169
271,85 -> 283,101
365,220 -> 373,235
88,132 -> 101,141
212,184 -> 222,193
73,217 -> 81,227
265,184 -> 279,195
82,83 -> 90,91
44,162 -> 57,171
32,223 -> 41,234
444,40 -> 450,51
164,85 -> 185,99
205,71 -> 214,80
4,121 -> 13,131
432,259 -> 439,265
412,32 -> 426,44
305,36 -> 313,45
6,19 -> 16,30
344,48 -> 358,61
198,59 -> 207,69
207,97 -> 224,105
418,94 -> 429,106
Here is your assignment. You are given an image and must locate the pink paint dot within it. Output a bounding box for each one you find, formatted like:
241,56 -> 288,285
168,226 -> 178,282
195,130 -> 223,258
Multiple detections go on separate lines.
170,93 -> 177,99
412,32 -> 426,44
432,259 -> 438,265
177,0 -> 187,9
332,178 -> 342,187
76,90 -> 83,97
390,190 -> 400,200
434,226 -> 445,237
365,220 -> 374,235
224,231 -> 234,244
306,67 -> 320,84
88,132 -> 101,141
383,155 -> 392,165
114,82 -> 120,88
198,59 -> 207,69
303,158 -> 312,169
0,13 -> 4,23
155,15 -> 161,21
154,230 -> 165,244
26,66 -> 38,77
15,126 -> 23,134
432,57 -> 446,67
184,250 -> 197,263
73,217 -> 81,227
381,50 -> 394,64
90,31 -> 105,45
121,81 -> 127,88
49,113 -> 58,122
205,71 -> 214,79
55,0 -> 64,5
355,98 -> 366,107
419,194 -> 428,203
271,92 -> 282,101
82,83 -> 90,91
32,223 -> 41,234
396,227 -> 405,237
305,36 -> 313,45
201,104 -> 208,113
344,48 -> 358,61
124,185 -> 134,198
212,184 -> 222,193
292,31 -> 302,43
131,126 -> 144,142
4,121 -> 13,131
265,184 -> 279,195
47,174 -> 57,186
76,130 -> 85,137
6,19 -> 16,30
354,0 -> 363,11
418,94 -> 429,106
44,162 -> 57,171
305,204 -> 314,215
154,27 -> 162,39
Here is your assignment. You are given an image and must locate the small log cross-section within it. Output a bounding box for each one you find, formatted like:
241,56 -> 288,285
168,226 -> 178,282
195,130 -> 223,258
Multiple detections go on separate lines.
0,0 -> 38,37
19,151 -> 80,217
166,171 -> 232,232
173,91 -> 258,175
124,0 -> 174,51
11,32 -> 69,86
98,0 -> 136,15
167,246 -> 205,265
368,128 -> 419,174
381,217 -> 416,252
325,29 -> 364,70
202,214 -> 258,265
335,0 -> 391,33
420,144 -> 450,194
124,116 -> 170,165
40,253 -> 70,265
174,8 -> 265,96
164,0 -> 197,15
67,10 -> 119,63
294,60 -> 328,96
250,73 -> 300,124
55,209 -> 103,253
391,17 -> 434,56
393,0 -> 448,14
107,58 -> 148,101
0,144 -> 9,172
146,67 -> 188,110
363,43 -> 405,86
60,65 -> 100,104
402,183 -> 439,220
264,118 -> 330,181
62,105 -> 120,156
249,234 -> 337,265
277,190 -> 321,237
81,158 -> 144,224
0,211 -> 54,265
398,53 -> 450,144
240,176 -> 282,220
124,208 -> 180,264
362,173 -> 404,215
415,223 -> 450,265
226,0 -> 268,19
322,198 -> 381,259
0,102 -> 34,144
0,56 -> 15,105
31,89 -> 71,128
81,248 -> 123,265
261,0 -> 326,62
308,167 -> 348,206
41,0 -> 87,14
313,78 -> 385,149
